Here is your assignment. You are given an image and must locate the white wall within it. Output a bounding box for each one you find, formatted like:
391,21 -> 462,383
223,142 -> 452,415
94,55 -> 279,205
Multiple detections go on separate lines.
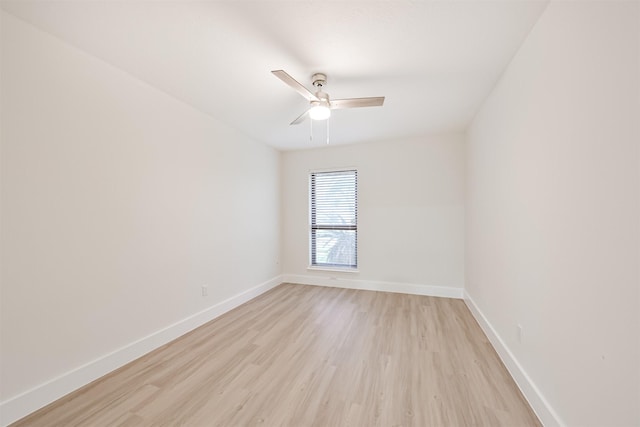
281,135 -> 465,297
4,2 -> 639,425
0,11 -> 280,424
466,2 -> 639,426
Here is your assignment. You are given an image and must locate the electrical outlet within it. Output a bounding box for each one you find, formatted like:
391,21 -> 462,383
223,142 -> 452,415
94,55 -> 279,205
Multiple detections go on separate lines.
201,285 -> 208,297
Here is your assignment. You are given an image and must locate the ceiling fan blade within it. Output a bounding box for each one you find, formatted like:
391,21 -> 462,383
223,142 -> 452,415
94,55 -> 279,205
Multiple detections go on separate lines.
330,97 -> 385,109
290,109 -> 309,125
272,70 -> 319,102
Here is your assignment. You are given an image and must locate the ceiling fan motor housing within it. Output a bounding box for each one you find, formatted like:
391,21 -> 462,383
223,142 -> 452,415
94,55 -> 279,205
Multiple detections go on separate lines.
314,90 -> 330,103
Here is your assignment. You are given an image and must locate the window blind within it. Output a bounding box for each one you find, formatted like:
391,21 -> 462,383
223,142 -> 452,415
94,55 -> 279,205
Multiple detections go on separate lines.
310,170 -> 357,269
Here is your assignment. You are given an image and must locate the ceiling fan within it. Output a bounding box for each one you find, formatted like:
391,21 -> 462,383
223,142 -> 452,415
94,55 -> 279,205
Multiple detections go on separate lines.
272,70 -> 385,125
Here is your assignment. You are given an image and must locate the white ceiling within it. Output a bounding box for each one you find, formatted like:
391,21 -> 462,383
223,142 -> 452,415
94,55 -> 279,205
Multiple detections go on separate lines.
1,1 -> 548,151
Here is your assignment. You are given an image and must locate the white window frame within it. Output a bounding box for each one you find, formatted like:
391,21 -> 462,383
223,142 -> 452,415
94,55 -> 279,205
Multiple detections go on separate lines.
308,168 -> 358,272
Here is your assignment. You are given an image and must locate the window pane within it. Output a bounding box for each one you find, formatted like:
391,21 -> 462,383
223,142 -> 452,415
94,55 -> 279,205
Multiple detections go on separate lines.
313,174 -> 357,226
313,230 -> 357,267
310,170 -> 357,269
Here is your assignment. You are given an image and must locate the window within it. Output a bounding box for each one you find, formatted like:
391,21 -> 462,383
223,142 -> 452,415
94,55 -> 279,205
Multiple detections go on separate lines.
310,169 -> 358,269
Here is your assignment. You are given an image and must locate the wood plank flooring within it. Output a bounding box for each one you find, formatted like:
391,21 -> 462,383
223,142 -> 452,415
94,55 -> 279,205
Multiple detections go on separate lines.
12,283 -> 541,426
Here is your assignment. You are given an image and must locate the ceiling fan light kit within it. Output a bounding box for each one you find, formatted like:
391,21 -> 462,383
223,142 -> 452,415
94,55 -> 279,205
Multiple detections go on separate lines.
309,103 -> 331,120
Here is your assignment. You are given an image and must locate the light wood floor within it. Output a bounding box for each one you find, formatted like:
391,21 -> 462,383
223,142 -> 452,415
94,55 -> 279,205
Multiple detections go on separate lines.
13,283 -> 541,426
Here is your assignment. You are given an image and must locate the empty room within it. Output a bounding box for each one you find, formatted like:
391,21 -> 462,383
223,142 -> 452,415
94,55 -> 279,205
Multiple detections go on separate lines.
1,1 -> 638,426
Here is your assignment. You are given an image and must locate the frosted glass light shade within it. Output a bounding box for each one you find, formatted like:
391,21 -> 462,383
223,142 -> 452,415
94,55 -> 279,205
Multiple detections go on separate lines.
309,105 -> 331,120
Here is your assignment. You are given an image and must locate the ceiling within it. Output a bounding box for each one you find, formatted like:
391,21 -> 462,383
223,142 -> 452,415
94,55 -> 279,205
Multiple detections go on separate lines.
1,1 -> 549,151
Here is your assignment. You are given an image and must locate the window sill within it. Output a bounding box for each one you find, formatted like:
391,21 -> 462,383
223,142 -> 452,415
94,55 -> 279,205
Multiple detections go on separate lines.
307,266 -> 359,273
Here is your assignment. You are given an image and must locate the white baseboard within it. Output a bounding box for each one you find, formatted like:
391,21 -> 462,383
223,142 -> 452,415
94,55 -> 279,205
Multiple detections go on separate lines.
0,275 -> 283,427
463,290 -> 565,427
4,278 -> 562,427
282,274 -> 464,299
